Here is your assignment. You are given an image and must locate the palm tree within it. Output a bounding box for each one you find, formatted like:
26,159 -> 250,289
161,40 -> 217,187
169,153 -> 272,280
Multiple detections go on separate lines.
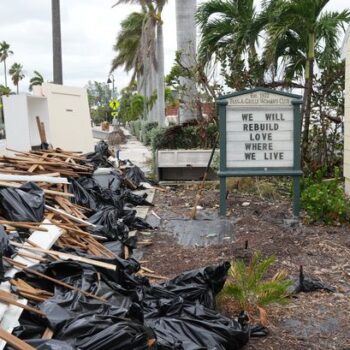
176,0 -> 198,123
111,11 -> 145,79
0,85 -> 12,97
112,0 -> 167,125
0,41 -> 14,87
29,71 -> 44,91
265,0 -> 350,159
9,63 -> 25,94
196,0 -> 267,90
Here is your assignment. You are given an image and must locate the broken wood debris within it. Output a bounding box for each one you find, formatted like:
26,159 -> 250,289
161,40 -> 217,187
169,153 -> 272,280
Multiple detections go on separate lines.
0,143 -> 162,348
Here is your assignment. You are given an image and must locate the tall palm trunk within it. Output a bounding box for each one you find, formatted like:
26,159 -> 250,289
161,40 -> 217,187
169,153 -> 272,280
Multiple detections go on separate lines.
16,83 -> 19,94
51,0 -> 63,84
150,59 -> 157,122
3,61 -> 7,87
176,0 -> 197,123
156,22 -> 165,126
301,32 -> 315,162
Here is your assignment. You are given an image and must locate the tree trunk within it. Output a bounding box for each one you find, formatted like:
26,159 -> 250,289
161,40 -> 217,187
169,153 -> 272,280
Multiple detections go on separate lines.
3,61 -> 7,87
156,22 -> 165,126
51,0 -> 63,84
16,84 -> 19,94
301,32 -> 315,163
176,0 -> 197,123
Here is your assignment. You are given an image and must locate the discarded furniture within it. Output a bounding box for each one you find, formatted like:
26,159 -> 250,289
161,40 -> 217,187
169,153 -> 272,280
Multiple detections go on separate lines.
2,83 -> 94,153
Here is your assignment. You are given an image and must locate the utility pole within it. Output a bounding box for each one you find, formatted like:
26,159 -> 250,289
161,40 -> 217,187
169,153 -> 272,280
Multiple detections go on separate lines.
51,0 -> 63,84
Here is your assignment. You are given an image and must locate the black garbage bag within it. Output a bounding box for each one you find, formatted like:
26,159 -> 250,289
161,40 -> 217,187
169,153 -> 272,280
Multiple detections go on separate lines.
145,299 -> 249,350
88,207 -> 129,242
69,178 -> 98,211
125,164 -> 155,187
28,340 -> 75,350
0,225 -> 17,281
0,182 -> 44,222
142,262 -> 249,350
122,190 -> 154,207
123,209 -> 154,230
146,262 -> 230,309
85,141 -> 113,168
294,265 -> 335,293
12,259 -> 253,350
0,225 -> 15,257
50,314 -> 156,350
93,170 -> 123,192
6,339 -> 75,350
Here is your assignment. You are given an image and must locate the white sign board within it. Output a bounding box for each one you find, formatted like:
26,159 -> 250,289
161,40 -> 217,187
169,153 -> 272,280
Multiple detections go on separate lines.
226,91 -> 295,168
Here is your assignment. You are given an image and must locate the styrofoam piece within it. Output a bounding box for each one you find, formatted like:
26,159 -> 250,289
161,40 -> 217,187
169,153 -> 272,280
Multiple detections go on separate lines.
0,174 -> 69,185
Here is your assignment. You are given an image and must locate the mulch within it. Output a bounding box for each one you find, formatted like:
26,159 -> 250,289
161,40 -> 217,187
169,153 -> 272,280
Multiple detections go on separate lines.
141,185 -> 350,350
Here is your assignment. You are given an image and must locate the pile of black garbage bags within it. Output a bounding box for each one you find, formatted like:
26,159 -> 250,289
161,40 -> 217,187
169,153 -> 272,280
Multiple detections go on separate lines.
7,259 -> 251,350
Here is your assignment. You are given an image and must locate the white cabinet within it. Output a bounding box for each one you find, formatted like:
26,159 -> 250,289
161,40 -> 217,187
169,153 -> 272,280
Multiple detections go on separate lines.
3,83 -> 94,153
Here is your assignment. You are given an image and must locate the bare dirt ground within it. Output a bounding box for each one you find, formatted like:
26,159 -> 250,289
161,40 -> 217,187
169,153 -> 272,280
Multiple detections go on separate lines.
141,185 -> 350,350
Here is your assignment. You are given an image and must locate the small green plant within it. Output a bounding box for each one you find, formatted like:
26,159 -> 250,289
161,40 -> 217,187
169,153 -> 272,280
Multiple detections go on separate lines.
221,252 -> 292,323
301,167 -> 350,224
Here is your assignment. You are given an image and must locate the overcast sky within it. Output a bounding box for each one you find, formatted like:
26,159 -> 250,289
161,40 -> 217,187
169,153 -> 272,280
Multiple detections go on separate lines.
0,0 -> 348,94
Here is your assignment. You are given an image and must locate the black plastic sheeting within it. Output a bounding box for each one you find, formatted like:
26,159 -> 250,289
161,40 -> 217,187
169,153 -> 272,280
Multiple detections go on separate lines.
294,265 -> 335,293
0,182 -> 45,222
7,260 -> 251,350
0,225 -> 16,281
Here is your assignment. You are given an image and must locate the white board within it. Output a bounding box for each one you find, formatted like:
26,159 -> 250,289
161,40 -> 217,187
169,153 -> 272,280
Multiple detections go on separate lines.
225,91 -> 295,168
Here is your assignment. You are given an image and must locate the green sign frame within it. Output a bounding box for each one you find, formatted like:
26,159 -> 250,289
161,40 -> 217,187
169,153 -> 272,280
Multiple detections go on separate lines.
217,87 -> 303,217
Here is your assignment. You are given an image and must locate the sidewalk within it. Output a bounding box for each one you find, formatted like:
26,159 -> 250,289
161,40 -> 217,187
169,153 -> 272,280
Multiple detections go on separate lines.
118,127 -> 152,173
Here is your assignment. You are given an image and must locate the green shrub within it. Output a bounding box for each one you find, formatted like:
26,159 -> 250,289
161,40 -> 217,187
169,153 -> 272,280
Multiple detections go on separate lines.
129,120 -> 142,139
301,168 -> 350,224
150,123 -> 218,150
149,126 -> 168,152
141,121 -> 158,145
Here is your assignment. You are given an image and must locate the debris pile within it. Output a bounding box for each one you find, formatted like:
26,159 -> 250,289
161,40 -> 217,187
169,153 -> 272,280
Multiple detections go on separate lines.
0,142 -> 251,350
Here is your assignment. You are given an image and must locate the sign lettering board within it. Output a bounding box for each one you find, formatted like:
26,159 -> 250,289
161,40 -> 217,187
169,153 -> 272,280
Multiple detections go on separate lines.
217,88 -> 303,217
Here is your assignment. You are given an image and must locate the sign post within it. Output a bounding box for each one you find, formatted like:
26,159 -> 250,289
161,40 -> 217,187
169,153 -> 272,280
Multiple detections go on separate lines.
217,88 -> 303,218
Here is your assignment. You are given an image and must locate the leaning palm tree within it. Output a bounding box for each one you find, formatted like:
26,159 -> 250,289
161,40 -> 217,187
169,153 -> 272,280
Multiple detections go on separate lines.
112,0 -> 167,125
29,70 -> 44,91
9,63 -> 25,94
0,41 -> 14,88
111,11 -> 145,80
264,0 -> 350,159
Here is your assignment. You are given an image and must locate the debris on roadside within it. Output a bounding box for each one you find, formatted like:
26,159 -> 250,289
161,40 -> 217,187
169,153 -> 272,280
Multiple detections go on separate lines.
0,143 -> 255,350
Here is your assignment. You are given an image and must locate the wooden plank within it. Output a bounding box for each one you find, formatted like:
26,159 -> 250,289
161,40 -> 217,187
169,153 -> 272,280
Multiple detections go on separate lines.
0,290 -> 45,317
0,181 -> 74,198
45,205 -> 95,227
0,328 -> 36,350
9,242 -> 117,271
